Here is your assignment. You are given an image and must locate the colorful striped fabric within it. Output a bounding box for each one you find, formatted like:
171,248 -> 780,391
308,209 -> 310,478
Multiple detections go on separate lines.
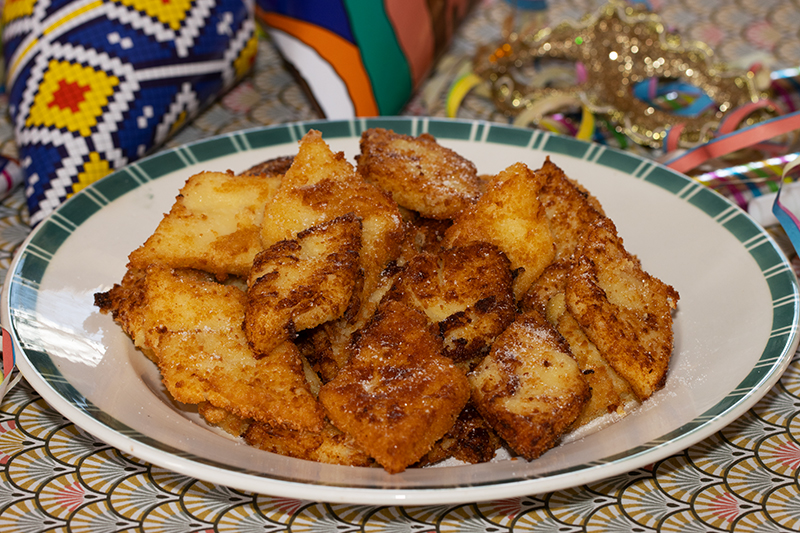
256,0 -> 476,119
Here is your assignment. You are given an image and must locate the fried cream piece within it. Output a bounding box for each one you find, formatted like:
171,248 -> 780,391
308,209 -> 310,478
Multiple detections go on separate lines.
546,293 -> 638,426
384,242 -> 516,366
239,155 -> 294,177
357,128 -> 481,219
523,261 -> 637,427
197,347 -> 324,437
416,402 -> 502,466
197,402 -> 251,437
96,267 -> 228,362
521,260 -> 572,317
538,158 -> 606,262
443,162 -> 555,299
261,130 -> 404,301
565,218 -> 679,401
318,300 -> 471,473
300,262 -> 403,382
470,310 -> 590,461
244,420 -> 373,467
131,265 -> 325,431
94,267 -> 155,360
128,171 -> 281,279
397,215 -> 452,260
245,213 -> 362,357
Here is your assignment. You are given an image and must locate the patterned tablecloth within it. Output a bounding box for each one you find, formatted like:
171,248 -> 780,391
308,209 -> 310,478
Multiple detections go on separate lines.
2,1 -> 800,531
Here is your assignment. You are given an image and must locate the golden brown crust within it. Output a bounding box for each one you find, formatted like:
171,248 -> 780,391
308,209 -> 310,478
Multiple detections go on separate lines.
469,310 -> 590,460
299,261 -> 403,383
244,420 -> 374,466
125,265 -> 325,431
128,171 -> 281,279
520,259 -> 572,316
538,158 -> 607,263
197,402 -> 251,437
96,130 -> 680,474
565,217 -> 679,401
94,267 -> 152,357
238,155 -> 294,177
546,293 -> 637,426
357,128 -> 481,219
443,162 -> 555,299
261,130 -> 404,302
383,242 -> 516,365
244,213 -> 363,357
416,401 -> 502,466
522,260 -> 637,427
397,215 -> 452,259
318,300 -> 471,473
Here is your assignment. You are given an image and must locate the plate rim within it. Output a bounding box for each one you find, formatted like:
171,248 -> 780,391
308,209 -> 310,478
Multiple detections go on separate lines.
3,117 -> 799,505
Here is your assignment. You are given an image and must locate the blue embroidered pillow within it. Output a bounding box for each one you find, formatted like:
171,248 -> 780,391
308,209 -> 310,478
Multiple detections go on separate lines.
3,0 -> 257,225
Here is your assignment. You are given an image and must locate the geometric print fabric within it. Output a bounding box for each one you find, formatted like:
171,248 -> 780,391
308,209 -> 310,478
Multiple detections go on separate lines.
2,0 -> 257,225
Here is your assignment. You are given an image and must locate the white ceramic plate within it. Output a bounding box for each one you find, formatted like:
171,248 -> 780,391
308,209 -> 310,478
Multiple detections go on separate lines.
2,118 -> 798,505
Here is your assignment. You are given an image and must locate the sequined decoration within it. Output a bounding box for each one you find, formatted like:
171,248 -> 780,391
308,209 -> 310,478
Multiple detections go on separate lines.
476,0 -> 769,148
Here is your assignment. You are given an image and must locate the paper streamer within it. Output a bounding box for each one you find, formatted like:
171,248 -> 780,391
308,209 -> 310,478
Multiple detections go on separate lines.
666,110 -> 800,174
773,156 -> 800,254
0,156 -> 23,198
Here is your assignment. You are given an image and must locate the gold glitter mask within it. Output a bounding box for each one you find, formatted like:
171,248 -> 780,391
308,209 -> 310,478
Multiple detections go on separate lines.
476,0 -> 768,148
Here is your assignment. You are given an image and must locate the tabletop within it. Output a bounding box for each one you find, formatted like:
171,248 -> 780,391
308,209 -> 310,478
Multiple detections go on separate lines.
2,0 -> 800,531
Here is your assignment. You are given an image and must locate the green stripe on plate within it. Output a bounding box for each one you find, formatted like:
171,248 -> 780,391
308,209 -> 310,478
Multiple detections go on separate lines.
243,126 -> 295,149
485,125 -> 534,147
187,136 -> 240,163
765,269 -> 798,307
13,252 -> 48,291
301,119 -> 356,139
92,168 -> 146,203
27,219 -> 73,256
55,194 -> 104,227
687,190 -> 735,219
363,117 -> 415,135
643,167 -> 689,195
722,213 -> 764,245
426,120 -> 473,140
595,149 -> 647,175
137,151 -> 188,180
542,135 -> 591,158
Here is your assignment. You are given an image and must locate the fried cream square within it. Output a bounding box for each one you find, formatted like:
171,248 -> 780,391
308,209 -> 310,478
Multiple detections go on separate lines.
95,267 -> 153,359
137,266 -> 325,432
416,401 -> 502,466
318,300 -> 471,473
244,420 -> 373,467
565,217 -> 679,401
128,171 -> 281,279
197,402 -> 251,437
244,213 -> 362,357
537,158 -> 607,262
261,130 -> 404,300
470,310 -> 590,461
299,260 -> 404,383
239,155 -> 294,177
96,266 -> 233,359
384,242 -> 516,366
443,162 -> 555,299
357,128 -> 481,219
522,261 -> 637,427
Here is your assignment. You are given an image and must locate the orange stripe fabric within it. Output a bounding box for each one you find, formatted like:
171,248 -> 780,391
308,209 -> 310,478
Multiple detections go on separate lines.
384,0 -> 434,88
259,10 -> 378,117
